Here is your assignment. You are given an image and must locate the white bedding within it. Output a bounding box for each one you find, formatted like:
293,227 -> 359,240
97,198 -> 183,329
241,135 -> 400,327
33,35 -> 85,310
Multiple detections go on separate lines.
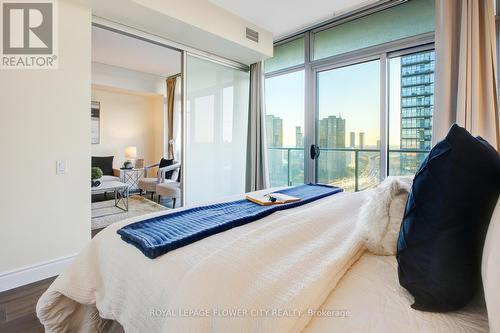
303,253 -> 489,333
36,178 -> 488,332
37,189 -> 371,332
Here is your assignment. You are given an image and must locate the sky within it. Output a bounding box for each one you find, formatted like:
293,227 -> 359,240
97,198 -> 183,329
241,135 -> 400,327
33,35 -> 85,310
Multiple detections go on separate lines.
265,58 -> 403,148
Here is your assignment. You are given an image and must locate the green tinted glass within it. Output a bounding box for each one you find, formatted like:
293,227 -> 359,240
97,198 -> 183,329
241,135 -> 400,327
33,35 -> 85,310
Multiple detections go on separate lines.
313,0 -> 435,60
264,37 -> 304,73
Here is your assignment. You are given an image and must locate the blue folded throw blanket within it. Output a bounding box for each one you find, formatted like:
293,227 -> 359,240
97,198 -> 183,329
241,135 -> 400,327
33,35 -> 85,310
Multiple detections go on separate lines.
117,184 -> 342,259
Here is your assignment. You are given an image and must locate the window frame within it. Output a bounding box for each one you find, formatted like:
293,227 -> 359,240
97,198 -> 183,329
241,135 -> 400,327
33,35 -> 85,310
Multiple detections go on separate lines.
265,26 -> 435,188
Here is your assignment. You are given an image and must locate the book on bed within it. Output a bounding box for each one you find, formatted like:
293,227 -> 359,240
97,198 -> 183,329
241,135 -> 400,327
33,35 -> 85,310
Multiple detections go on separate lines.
246,192 -> 301,206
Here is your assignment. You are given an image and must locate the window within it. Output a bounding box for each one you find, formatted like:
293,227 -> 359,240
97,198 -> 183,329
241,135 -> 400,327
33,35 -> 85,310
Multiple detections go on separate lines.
264,37 -> 305,73
313,0 -> 435,60
264,1 -> 435,190
388,49 -> 435,176
265,70 -> 305,186
316,60 -> 380,191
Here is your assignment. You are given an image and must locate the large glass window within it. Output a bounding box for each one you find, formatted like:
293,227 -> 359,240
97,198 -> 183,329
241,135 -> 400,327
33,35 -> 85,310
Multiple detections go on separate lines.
388,49 -> 435,176
316,60 -> 380,191
264,37 -> 305,73
313,0 -> 435,60
264,1 -> 435,190
265,70 -> 305,187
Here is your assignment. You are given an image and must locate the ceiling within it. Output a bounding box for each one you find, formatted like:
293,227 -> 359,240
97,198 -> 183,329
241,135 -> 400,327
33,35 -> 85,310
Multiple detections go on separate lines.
92,26 -> 181,77
209,0 -> 381,39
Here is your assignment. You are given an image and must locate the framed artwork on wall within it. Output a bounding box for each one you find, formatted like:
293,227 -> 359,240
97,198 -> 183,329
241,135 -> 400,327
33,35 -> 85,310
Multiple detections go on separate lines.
91,101 -> 100,144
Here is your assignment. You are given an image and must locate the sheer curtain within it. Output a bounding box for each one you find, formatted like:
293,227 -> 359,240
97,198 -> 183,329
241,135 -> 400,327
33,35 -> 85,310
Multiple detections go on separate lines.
246,62 -> 270,192
433,0 -> 499,149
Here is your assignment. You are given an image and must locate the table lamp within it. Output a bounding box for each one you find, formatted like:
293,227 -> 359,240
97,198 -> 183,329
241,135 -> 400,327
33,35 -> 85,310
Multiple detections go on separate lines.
124,146 -> 137,169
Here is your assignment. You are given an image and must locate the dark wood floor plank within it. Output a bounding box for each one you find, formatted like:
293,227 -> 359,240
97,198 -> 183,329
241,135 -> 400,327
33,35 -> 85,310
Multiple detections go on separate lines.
0,276 -> 55,332
0,313 -> 45,333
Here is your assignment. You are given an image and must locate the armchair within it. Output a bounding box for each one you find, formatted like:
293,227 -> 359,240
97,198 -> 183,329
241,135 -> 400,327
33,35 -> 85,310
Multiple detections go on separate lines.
138,160 -> 180,200
156,163 -> 182,208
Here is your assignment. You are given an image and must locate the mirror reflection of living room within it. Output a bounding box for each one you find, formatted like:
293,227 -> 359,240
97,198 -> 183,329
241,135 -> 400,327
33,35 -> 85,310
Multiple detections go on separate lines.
90,26 -> 181,236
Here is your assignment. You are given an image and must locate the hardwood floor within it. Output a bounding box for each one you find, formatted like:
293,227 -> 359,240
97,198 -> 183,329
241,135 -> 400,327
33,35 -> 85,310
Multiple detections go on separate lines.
0,193 -> 177,332
0,277 -> 55,332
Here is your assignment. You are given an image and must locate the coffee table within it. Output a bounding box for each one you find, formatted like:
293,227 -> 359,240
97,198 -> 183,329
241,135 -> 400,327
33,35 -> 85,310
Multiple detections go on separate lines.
91,181 -> 130,212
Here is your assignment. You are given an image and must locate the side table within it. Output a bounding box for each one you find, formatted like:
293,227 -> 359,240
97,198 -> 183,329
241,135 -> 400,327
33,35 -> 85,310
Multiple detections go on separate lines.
120,168 -> 144,192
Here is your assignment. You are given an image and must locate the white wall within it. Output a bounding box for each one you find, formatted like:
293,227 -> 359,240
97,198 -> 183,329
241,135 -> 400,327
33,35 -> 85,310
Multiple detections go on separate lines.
0,2 -> 91,276
92,62 -> 166,95
91,86 -> 165,168
132,0 -> 273,56
69,0 -> 272,65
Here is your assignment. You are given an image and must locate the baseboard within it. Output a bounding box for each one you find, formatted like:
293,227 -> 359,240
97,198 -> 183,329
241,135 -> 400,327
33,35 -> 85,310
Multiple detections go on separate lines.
0,255 -> 75,292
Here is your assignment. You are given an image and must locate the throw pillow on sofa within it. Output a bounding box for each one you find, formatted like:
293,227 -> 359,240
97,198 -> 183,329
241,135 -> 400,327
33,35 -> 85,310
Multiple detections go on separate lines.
91,156 -> 114,176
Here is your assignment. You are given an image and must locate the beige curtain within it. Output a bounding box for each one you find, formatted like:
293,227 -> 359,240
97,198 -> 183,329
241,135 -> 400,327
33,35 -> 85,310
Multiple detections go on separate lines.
433,0 -> 499,149
166,76 -> 177,159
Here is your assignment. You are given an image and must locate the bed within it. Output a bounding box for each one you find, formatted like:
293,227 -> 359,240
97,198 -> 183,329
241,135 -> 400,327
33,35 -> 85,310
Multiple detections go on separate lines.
36,177 -> 498,332
303,254 -> 489,333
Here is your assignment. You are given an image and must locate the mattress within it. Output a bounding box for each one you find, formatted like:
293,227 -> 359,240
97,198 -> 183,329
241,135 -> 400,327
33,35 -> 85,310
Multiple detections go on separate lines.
303,253 -> 489,333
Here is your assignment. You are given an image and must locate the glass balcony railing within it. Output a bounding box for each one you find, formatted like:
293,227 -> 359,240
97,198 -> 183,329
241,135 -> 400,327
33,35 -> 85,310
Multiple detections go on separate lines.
388,149 -> 430,176
315,148 -> 380,192
268,147 -> 430,190
268,147 -> 305,188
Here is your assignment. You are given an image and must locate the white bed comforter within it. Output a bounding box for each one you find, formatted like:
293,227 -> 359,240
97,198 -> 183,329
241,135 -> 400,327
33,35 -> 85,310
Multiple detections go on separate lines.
37,178 -> 411,333
304,253 -> 489,333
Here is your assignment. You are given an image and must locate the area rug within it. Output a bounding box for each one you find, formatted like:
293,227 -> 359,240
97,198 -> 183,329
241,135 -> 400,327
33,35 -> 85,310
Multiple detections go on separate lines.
91,195 -> 167,230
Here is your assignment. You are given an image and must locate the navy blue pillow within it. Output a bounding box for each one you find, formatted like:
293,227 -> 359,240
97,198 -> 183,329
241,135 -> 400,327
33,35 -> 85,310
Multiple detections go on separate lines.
159,158 -> 174,179
397,124 -> 500,312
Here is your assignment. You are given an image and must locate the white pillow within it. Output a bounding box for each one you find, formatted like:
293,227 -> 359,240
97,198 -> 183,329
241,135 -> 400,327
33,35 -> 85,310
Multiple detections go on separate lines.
482,198 -> 500,333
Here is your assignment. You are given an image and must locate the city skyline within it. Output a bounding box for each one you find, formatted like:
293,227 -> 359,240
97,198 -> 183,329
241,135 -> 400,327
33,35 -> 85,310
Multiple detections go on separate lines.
265,51 -> 435,151
265,114 -> 378,149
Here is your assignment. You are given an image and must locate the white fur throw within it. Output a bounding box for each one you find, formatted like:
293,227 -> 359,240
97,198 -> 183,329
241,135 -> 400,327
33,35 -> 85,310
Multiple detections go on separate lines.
359,176 -> 413,255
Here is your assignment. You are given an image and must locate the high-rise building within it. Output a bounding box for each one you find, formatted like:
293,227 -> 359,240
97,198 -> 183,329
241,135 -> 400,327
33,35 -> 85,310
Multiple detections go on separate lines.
400,50 -> 435,172
265,115 -> 283,147
318,115 -> 345,149
318,115 -> 346,180
349,132 -> 355,148
295,126 -> 303,148
359,132 -> 365,149
266,115 -> 285,185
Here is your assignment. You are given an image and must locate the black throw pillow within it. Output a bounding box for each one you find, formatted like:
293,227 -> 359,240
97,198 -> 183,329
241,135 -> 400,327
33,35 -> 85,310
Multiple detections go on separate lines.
397,124 -> 500,312
159,158 -> 174,179
91,156 -> 114,176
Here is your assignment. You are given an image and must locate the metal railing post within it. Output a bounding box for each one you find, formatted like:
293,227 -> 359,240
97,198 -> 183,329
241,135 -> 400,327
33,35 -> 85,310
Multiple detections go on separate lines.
354,150 -> 359,192
287,149 -> 291,186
